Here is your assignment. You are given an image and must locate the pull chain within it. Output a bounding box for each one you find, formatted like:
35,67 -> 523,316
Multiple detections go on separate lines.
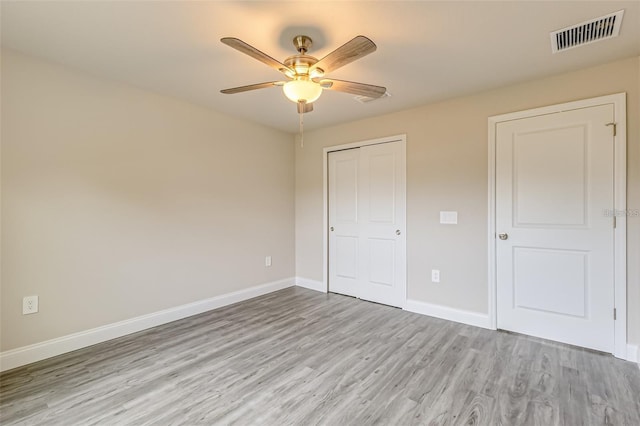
298,102 -> 304,148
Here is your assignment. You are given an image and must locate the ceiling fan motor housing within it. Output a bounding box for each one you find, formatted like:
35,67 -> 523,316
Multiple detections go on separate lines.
284,54 -> 322,78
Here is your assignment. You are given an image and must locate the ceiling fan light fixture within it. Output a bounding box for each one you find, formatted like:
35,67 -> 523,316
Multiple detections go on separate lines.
283,79 -> 322,104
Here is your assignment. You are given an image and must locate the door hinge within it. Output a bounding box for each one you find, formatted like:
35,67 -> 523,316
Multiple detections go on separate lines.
606,122 -> 617,137
614,308 -> 617,320
613,216 -> 617,228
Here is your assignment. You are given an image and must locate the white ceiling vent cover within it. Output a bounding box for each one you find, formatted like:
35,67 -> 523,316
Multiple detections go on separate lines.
550,10 -> 624,53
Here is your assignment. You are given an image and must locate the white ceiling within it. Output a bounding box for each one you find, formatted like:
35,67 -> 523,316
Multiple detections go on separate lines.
2,1 -> 639,133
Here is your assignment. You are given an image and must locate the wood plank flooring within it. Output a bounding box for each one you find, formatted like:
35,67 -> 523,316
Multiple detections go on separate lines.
1,287 -> 639,425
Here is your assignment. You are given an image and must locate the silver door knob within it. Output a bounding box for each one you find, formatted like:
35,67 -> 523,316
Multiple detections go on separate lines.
498,233 -> 508,240
330,227 -> 334,232
396,229 -> 401,235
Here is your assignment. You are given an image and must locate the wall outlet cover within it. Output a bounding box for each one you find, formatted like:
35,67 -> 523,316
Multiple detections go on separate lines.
23,295 -> 39,315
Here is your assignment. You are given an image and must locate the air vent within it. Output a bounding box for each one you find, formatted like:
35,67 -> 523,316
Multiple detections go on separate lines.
354,92 -> 391,104
550,10 -> 624,53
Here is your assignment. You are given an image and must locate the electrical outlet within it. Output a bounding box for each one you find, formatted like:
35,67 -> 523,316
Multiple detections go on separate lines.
23,295 -> 39,315
431,270 -> 440,283
265,256 -> 272,267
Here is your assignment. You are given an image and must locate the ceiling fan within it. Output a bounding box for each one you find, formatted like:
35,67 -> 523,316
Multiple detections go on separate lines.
220,35 -> 387,114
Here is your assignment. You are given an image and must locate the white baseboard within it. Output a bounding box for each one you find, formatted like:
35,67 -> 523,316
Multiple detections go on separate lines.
404,299 -> 493,330
0,277 -> 295,372
405,301 -> 637,363
627,344 -> 639,364
295,277 -> 326,293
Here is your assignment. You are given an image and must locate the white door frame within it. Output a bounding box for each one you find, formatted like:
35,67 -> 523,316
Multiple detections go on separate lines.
323,134 -> 407,306
487,93 -> 627,359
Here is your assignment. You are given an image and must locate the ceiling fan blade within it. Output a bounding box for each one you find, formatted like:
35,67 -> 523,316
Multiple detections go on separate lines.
220,81 -> 284,94
311,36 -> 377,74
297,101 -> 313,114
318,79 -> 386,98
221,37 -> 294,75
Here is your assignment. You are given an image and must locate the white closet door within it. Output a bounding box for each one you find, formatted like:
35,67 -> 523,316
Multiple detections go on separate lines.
496,104 -> 615,352
328,141 -> 406,307
328,148 -> 360,298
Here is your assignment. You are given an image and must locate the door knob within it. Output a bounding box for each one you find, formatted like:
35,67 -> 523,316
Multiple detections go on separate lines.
330,226 -> 334,232
396,229 -> 401,235
498,233 -> 508,240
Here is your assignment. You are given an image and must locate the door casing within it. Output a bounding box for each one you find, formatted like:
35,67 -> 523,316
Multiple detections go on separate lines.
488,93 -> 627,359
323,134 -> 407,307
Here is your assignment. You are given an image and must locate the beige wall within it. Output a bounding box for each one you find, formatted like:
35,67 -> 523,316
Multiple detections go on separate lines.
3,48 -> 638,354
1,49 -> 295,351
295,56 -> 640,346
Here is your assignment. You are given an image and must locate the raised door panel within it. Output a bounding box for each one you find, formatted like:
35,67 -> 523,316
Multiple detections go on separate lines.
513,247 -> 588,318
513,125 -> 588,227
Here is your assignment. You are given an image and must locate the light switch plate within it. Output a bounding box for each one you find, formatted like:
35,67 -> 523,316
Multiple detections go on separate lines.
440,211 -> 458,224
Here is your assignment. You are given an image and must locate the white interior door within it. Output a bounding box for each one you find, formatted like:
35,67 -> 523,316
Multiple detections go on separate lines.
328,141 -> 406,307
496,104 -> 615,352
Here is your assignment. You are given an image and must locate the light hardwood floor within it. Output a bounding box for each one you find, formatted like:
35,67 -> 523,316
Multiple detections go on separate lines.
1,287 -> 639,425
